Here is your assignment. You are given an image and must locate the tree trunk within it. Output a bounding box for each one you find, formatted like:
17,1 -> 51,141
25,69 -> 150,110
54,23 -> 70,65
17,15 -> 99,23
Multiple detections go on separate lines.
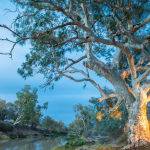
127,89 -> 150,146
87,60 -> 150,146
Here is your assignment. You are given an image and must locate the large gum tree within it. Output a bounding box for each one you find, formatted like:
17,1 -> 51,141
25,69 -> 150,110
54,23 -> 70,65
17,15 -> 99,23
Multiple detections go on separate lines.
0,0 -> 150,148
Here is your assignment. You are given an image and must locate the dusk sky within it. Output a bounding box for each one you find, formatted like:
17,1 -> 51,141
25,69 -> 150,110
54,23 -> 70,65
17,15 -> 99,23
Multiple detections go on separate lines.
0,0 -> 109,124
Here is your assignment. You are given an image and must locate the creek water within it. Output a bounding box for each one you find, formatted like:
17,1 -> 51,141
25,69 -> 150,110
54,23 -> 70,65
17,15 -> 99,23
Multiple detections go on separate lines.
0,136 -> 66,150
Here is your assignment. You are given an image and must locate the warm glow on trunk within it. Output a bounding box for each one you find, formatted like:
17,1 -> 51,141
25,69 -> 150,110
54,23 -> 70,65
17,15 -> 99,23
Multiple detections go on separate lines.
128,90 -> 150,146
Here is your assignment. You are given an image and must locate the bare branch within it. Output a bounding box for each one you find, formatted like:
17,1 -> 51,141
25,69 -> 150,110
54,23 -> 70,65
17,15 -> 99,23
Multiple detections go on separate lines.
62,73 -> 89,83
0,24 -> 21,38
65,55 -> 86,70
0,36 -> 30,57
0,52 -> 11,56
0,38 -> 16,43
68,66 -> 107,95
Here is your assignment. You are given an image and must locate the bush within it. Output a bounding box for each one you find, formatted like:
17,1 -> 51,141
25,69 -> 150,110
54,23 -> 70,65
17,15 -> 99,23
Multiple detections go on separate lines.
66,131 -> 86,146
41,116 -> 67,134
66,137 -> 86,146
0,121 -> 13,132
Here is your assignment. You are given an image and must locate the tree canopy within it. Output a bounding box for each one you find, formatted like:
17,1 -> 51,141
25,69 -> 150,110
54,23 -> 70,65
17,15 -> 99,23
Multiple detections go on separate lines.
15,85 -> 48,126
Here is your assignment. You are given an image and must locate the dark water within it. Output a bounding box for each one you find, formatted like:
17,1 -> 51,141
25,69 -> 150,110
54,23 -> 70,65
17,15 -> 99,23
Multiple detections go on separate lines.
0,137 -> 66,150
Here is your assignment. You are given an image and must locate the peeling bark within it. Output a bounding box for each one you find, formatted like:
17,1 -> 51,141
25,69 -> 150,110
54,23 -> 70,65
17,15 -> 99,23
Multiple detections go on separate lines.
127,89 -> 150,146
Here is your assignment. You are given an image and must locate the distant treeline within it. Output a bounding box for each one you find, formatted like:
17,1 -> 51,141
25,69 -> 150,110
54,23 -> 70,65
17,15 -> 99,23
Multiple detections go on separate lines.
0,85 -> 67,135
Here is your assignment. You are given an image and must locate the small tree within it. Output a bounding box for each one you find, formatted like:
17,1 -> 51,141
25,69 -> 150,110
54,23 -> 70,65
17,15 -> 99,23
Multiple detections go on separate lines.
73,104 -> 96,136
67,104 -> 96,146
15,85 -> 48,127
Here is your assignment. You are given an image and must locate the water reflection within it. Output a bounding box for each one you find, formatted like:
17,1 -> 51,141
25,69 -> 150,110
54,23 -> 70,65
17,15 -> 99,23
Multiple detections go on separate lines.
0,136 -> 66,150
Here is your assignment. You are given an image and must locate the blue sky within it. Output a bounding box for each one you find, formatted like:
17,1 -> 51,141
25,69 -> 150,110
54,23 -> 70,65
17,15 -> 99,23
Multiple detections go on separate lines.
0,0 -> 103,124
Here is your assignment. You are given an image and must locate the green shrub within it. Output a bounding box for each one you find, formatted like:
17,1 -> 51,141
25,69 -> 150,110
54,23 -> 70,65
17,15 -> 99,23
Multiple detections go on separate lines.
66,136 -> 86,146
41,116 -> 67,134
0,121 -> 13,132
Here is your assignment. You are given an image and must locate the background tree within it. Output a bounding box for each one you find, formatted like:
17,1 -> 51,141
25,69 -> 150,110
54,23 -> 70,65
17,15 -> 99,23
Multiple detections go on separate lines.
41,116 -> 67,133
68,104 -> 96,146
68,103 -> 127,146
73,104 -> 96,136
0,99 -> 18,122
15,85 -> 48,127
5,102 -> 18,122
0,0 -> 150,146
0,99 -> 7,121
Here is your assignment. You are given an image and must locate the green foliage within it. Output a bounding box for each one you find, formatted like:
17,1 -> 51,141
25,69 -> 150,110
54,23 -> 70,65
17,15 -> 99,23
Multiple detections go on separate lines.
6,102 -> 18,121
91,97 -> 128,137
0,121 -> 13,132
67,102 -> 128,146
67,104 -> 96,146
0,99 -> 7,121
69,104 -> 97,136
41,116 -> 67,134
0,99 -> 17,121
98,116 -> 126,137
11,0 -> 149,87
66,135 -> 86,146
15,85 -> 48,127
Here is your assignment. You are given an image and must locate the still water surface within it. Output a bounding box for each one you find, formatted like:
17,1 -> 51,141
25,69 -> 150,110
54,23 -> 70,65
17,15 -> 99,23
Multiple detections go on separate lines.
0,137 -> 66,150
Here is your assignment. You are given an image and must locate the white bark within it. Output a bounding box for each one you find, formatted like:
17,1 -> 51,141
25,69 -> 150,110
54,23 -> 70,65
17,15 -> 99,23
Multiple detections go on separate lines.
127,88 -> 150,146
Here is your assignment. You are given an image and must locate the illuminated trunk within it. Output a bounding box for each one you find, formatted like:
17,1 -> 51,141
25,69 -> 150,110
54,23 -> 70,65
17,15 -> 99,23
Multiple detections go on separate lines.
128,89 -> 150,146
86,58 -> 150,146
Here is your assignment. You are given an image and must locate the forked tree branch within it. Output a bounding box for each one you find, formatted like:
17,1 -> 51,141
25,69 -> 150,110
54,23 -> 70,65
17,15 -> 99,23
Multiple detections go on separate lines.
65,55 -> 86,70
0,24 -> 21,38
